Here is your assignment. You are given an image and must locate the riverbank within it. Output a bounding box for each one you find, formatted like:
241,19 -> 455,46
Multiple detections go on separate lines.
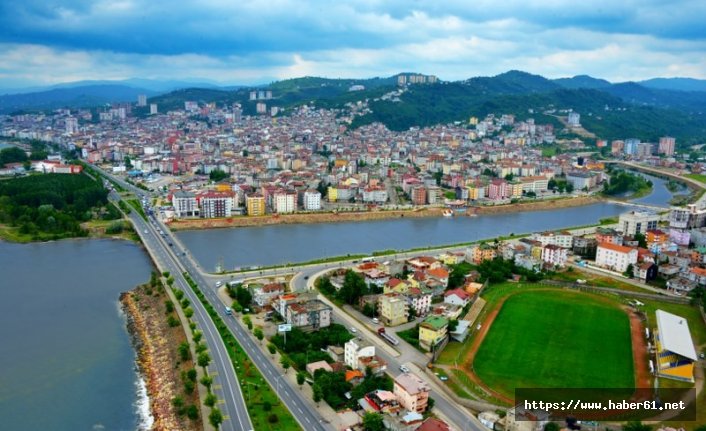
121,280 -> 203,431
169,195 -> 602,231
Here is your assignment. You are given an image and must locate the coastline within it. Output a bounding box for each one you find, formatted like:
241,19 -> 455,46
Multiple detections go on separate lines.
168,195 -> 602,231
121,283 -> 203,431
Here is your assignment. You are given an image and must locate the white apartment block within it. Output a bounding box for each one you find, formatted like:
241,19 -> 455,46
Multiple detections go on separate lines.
198,191 -> 235,218
619,211 -> 658,236
303,189 -> 322,211
274,191 -> 296,213
344,338 -> 376,370
595,243 -> 638,273
541,244 -> 568,267
172,191 -> 199,218
530,231 -> 573,248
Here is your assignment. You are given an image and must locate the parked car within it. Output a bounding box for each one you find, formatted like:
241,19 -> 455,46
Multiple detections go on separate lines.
399,365 -> 410,373
372,317 -> 380,324
350,327 -> 357,334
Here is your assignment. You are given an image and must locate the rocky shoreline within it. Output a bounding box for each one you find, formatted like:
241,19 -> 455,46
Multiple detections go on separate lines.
121,285 -> 202,431
168,195 -> 602,231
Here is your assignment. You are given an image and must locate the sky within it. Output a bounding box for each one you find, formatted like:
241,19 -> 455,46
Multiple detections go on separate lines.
1,0 -> 706,89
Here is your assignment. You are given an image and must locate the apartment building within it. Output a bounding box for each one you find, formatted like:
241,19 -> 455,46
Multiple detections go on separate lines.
394,373 -> 430,413
378,294 -> 409,327
595,242 -> 638,273
172,190 -> 199,218
246,193 -> 266,216
619,211 -> 659,236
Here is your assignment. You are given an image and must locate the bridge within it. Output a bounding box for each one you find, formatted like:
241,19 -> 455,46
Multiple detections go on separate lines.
602,199 -> 668,212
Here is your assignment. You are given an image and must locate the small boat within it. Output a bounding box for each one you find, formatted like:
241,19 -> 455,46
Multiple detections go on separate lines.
442,209 -> 454,217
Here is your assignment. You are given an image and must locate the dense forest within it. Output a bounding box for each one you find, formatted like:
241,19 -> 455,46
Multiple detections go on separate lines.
0,173 -> 119,240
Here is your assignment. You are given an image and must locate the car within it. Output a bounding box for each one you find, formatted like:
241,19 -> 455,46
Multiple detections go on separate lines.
350,327 -> 357,333
438,375 -> 448,381
168,242 -> 173,247
304,275 -> 309,280
144,229 -> 148,234
399,365 -> 410,373
372,318 -> 380,324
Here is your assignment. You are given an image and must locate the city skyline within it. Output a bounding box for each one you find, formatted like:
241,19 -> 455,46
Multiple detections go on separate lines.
1,0 -> 706,89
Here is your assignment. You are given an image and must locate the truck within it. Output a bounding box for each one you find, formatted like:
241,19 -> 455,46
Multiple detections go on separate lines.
377,327 -> 399,346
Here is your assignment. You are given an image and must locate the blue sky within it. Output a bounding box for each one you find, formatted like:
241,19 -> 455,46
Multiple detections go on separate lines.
1,0 -> 705,88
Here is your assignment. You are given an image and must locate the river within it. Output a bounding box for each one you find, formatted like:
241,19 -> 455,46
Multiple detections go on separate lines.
177,174 -> 680,271
0,239 -> 152,431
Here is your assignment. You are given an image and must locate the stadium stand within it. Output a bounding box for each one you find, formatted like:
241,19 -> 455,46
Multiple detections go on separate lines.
654,309 -> 698,382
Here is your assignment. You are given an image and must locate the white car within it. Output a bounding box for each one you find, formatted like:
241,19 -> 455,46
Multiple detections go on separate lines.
399,365 -> 410,373
350,327 -> 357,334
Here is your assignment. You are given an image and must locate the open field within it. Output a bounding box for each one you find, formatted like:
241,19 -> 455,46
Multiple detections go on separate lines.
473,290 -> 635,397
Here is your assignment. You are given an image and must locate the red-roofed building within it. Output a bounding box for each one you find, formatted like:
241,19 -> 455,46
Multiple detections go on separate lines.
595,242 -> 638,273
444,288 -> 470,307
417,417 -> 450,431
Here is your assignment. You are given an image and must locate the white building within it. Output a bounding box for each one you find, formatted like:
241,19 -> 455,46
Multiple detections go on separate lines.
362,187 -> 388,204
568,112 -> 581,127
530,231 -> 573,248
172,191 -> 199,218
198,191 -> 235,218
595,242 -> 638,273
541,244 -> 568,267
137,94 -> 147,106
273,191 -> 297,213
619,211 -> 659,236
65,117 -> 79,135
303,189 -> 322,211
344,338 -> 376,371
150,103 -> 158,115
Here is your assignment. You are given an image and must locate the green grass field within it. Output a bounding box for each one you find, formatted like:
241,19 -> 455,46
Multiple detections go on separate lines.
473,290 -> 635,397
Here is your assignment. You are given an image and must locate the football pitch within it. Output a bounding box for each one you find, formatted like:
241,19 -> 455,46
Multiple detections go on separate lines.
473,289 -> 635,397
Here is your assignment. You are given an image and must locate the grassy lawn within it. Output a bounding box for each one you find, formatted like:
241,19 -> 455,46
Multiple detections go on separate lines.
474,289 -> 634,397
685,174 -> 706,184
549,268 -> 647,293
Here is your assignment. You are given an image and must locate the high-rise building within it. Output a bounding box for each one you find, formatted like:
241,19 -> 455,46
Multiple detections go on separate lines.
624,138 -> 640,156
65,117 -> 79,135
659,136 -> 676,156
137,94 -> 147,106
256,102 -> 267,114
150,104 -> 158,115
246,194 -> 266,216
249,91 -> 257,101
567,112 -> 581,127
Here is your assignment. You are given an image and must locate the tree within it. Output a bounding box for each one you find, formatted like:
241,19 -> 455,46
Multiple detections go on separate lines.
504,173 -> 514,181
204,393 -> 217,407
209,408 -> 223,429
124,156 -> 133,169
171,396 -> 186,415
362,302 -> 377,318
242,315 -> 253,330
197,351 -> 211,367
544,423 -> 560,431
280,356 -> 291,374
200,374 -> 213,390
267,342 -> 277,357
186,404 -> 199,420
312,384 -> 323,405
209,169 -> 228,182
566,182 -> 575,193
448,319 -> 459,332
178,342 -> 191,361
296,371 -> 306,388
338,270 -> 368,305
624,263 -> 635,279
634,232 -> 647,248
362,412 -> 385,431
426,396 -> 435,412
254,327 -> 264,343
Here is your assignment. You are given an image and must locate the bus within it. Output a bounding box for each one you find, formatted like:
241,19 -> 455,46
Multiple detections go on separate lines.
361,257 -> 375,263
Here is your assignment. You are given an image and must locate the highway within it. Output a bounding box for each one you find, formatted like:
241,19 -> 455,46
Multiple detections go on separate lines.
97,167 -> 332,431
117,194 -> 253,431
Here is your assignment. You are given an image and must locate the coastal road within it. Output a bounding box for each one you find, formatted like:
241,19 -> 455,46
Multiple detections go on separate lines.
154,216 -> 333,431
114,194 -> 253,431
